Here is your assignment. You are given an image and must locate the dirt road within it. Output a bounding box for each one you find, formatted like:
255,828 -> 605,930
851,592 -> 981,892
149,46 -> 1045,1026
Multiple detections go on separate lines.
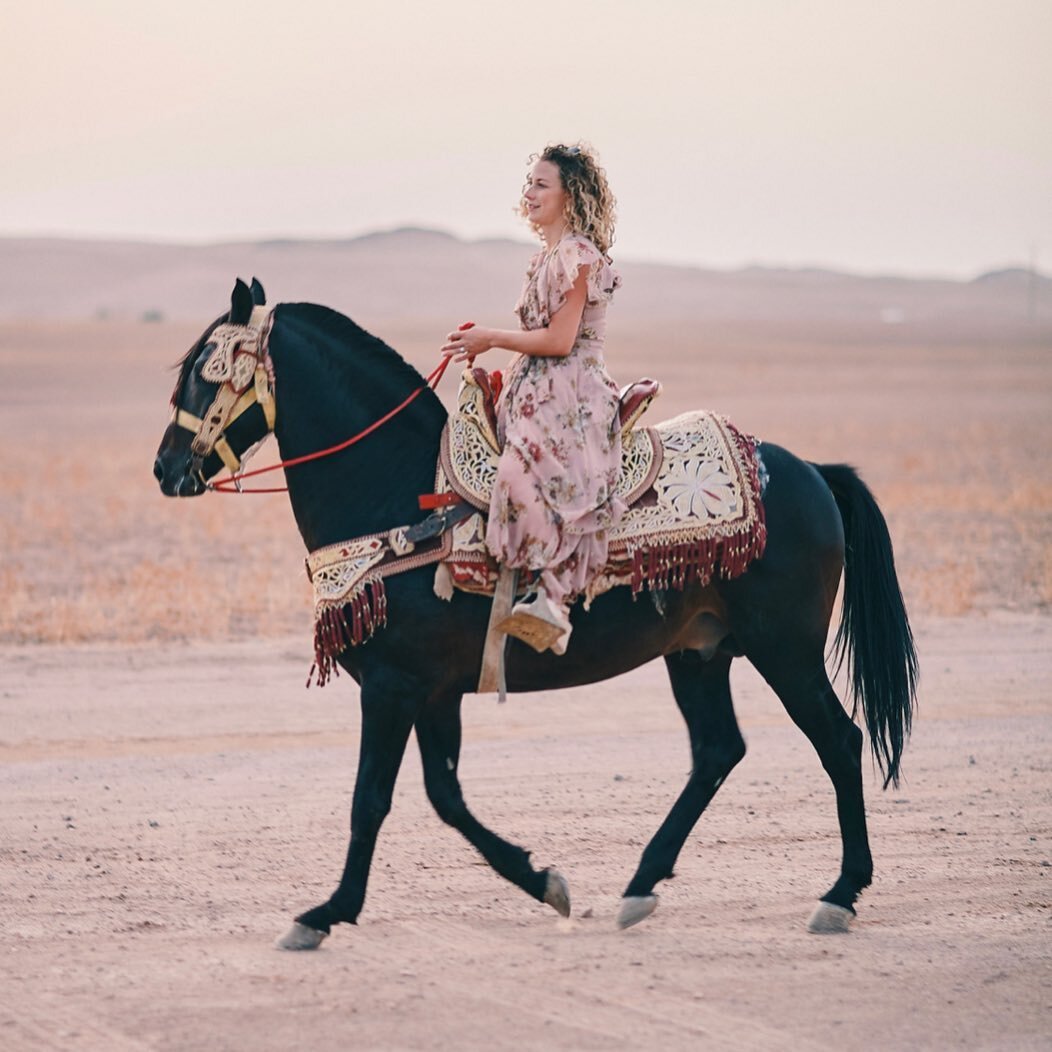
2,615 -> 1048,1050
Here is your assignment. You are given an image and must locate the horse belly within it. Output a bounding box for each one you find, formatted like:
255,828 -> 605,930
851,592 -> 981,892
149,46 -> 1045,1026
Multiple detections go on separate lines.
670,609 -> 732,659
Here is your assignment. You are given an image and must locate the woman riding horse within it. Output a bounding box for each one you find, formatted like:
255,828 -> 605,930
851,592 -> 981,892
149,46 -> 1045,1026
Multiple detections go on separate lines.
154,268 -> 916,949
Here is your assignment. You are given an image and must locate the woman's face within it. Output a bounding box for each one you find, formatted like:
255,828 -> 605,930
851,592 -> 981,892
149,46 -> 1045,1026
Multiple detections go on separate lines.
523,159 -> 567,231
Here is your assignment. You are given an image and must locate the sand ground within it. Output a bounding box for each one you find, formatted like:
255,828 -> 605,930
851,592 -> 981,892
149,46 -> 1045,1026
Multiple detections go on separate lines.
1,308 -> 1050,1049
1,618 -> 1049,1051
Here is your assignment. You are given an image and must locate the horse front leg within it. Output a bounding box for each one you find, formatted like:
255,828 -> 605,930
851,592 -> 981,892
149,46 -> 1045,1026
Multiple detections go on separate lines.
416,695 -> 569,916
620,650 -> 745,929
276,671 -> 417,950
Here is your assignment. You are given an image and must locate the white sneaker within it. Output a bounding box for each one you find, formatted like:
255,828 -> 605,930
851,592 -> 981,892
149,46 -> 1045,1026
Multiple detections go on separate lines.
496,587 -> 572,655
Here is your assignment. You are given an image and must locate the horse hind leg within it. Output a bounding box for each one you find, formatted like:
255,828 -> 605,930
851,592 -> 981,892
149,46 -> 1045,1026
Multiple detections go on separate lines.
415,696 -> 568,916
620,649 -> 745,929
748,645 -> 873,933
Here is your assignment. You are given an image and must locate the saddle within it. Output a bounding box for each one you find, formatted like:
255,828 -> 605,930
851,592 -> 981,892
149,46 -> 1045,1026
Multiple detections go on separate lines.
461,366 -> 662,457
439,368 -> 664,514
434,369 -> 767,605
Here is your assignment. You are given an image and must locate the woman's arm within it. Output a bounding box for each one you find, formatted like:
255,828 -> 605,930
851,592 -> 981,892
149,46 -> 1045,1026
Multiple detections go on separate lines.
442,266 -> 589,363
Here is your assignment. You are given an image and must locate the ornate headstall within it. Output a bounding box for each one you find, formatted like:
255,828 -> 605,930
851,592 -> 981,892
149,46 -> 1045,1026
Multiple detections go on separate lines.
172,305 -> 276,480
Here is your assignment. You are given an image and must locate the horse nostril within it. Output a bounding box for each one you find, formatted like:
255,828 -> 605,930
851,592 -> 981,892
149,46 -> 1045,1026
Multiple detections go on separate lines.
153,457 -> 165,483
177,473 -> 203,497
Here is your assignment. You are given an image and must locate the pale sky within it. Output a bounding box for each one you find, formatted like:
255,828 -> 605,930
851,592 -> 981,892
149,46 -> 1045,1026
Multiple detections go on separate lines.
3,0 -> 1050,277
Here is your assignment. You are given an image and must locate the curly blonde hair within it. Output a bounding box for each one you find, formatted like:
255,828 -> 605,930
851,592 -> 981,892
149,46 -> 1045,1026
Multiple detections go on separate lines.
520,142 -> 617,256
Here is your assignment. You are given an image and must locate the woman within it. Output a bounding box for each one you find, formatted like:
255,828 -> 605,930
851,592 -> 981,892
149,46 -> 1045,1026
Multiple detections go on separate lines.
442,142 -> 624,655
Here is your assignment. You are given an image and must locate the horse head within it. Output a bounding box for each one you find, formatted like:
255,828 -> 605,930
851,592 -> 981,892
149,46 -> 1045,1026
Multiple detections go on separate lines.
154,278 -> 273,496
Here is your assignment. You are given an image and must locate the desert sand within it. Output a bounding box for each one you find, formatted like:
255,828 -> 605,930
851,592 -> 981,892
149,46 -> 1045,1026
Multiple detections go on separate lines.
1,235 -> 1050,1049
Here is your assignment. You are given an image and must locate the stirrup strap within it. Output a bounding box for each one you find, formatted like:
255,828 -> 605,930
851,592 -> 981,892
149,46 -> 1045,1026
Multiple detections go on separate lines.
477,567 -> 517,700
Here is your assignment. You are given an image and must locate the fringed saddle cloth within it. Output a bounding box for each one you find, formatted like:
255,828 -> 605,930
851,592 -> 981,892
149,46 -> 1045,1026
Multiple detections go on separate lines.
306,371 -> 767,685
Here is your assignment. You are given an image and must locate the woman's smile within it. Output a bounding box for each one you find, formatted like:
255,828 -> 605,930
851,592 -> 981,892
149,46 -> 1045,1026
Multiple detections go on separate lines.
523,159 -> 567,238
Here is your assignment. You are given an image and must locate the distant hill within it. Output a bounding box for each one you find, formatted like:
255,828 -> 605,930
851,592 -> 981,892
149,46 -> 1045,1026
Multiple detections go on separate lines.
1,228 -> 1049,341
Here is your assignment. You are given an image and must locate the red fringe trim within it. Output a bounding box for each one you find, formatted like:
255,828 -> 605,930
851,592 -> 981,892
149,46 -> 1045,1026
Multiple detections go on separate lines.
629,529 -> 767,595
307,577 -> 388,688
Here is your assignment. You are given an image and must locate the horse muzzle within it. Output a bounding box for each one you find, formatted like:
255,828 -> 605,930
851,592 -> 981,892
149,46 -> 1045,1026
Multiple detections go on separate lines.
154,447 -> 207,497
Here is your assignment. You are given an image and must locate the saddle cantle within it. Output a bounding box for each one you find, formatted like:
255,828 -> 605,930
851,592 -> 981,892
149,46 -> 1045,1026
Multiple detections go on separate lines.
617,377 -> 662,435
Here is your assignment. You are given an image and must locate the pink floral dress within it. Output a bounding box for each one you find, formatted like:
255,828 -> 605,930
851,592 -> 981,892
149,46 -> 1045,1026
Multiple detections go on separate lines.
485,234 -> 626,606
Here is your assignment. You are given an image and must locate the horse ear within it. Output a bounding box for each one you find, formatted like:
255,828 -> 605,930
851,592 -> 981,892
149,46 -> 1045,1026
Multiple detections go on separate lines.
230,278 -> 253,325
250,278 -> 266,305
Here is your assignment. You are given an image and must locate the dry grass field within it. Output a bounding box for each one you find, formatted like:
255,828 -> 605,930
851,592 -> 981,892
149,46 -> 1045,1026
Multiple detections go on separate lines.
1,244 -> 1050,1049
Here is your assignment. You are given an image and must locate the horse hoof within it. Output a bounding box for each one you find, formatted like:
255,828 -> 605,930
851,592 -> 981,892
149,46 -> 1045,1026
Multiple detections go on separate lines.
807,901 -> 855,934
543,869 -> 571,918
618,895 -> 658,929
275,921 -> 328,951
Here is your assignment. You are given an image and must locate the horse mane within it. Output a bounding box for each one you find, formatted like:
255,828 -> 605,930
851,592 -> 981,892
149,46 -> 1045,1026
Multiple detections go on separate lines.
271,300 -> 443,418
274,302 -> 436,396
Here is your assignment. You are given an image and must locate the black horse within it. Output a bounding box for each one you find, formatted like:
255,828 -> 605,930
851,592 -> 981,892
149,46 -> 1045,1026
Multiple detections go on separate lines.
154,279 -> 917,949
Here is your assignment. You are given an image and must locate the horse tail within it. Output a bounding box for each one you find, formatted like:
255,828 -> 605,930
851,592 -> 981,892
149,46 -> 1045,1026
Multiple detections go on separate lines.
815,463 -> 918,789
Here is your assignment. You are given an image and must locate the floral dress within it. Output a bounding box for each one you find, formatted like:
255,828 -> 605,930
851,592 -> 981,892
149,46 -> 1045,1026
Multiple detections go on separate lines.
485,234 -> 626,606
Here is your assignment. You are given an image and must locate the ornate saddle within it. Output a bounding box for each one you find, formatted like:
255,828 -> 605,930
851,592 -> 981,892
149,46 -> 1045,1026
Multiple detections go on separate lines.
440,367 -> 664,512
435,369 -> 767,604
458,366 -> 662,456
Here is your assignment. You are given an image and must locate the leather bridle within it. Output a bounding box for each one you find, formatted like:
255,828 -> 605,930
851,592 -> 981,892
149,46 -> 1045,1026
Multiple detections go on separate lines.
171,305 -> 276,483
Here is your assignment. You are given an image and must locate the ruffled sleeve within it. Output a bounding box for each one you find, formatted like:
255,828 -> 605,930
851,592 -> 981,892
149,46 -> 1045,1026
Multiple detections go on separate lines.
544,235 -> 621,321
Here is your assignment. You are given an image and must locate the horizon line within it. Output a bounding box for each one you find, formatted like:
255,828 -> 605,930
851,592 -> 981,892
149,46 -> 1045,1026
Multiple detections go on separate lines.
0,225 -> 1046,285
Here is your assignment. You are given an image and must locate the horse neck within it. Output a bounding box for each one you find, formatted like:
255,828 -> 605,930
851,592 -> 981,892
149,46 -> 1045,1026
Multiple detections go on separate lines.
267,304 -> 447,552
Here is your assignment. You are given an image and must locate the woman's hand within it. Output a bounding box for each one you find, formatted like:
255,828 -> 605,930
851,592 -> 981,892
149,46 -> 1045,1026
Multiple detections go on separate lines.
441,322 -> 492,363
